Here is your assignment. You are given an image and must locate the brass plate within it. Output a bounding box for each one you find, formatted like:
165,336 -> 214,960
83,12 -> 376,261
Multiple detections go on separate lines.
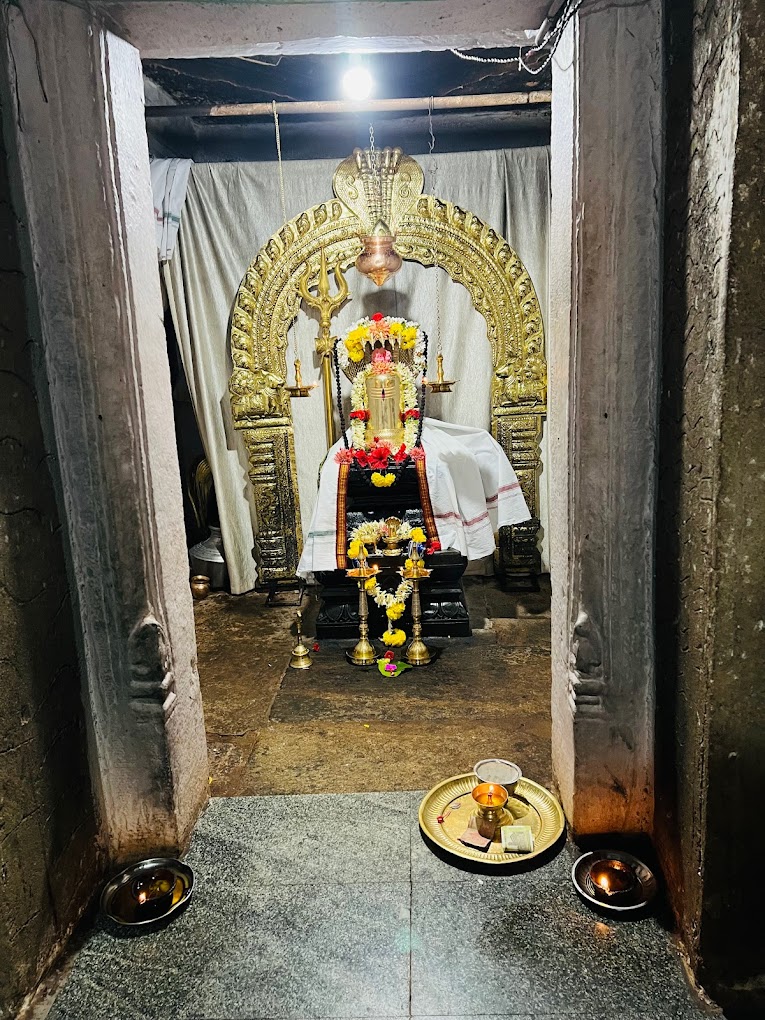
419,773 -> 565,866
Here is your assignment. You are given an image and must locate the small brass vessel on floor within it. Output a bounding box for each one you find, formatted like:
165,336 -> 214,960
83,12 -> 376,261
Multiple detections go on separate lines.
100,858 -> 194,927
190,575 -> 211,600
346,564 -> 379,666
401,562 -> 432,666
289,610 -> 312,669
573,849 -> 657,913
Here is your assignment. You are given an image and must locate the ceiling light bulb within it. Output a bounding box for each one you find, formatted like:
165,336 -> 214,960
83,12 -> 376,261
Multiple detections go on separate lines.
342,66 -> 374,101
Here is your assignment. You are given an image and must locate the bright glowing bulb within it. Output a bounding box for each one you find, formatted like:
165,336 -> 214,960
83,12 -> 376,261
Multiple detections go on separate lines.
342,66 -> 374,101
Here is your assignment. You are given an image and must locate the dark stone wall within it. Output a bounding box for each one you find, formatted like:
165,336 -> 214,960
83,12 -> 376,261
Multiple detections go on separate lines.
657,0 -> 765,1013
0,106 -> 99,1018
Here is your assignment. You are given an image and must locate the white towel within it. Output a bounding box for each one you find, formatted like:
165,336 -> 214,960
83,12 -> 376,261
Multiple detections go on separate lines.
296,418 -> 530,577
150,158 -> 192,261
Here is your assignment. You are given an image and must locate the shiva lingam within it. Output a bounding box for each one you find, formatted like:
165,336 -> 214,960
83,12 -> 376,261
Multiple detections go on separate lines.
400,557 -> 432,666
471,782 -> 510,841
346,560 -> 380,666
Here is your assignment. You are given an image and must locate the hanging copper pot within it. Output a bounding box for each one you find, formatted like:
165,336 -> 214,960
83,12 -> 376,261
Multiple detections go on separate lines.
355,219 -> 403,287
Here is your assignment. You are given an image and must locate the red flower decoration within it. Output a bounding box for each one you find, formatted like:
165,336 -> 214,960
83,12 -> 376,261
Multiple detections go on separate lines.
400,409 -> 420,421
353,449 -> 369,468
410,446 -> 426,462
334,449 -> 354,464
393,444 -> 408,464
312,642 -> 320,652
349,409 -> 370,421
384,650 -> 395,660
371,312 -> 385,322
426,540 -> 442,554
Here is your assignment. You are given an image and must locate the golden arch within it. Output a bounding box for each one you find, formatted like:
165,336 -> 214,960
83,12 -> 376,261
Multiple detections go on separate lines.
230,184 -> 547,583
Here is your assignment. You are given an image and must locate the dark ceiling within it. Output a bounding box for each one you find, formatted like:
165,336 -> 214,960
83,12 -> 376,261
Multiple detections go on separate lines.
144,50 -> 551,162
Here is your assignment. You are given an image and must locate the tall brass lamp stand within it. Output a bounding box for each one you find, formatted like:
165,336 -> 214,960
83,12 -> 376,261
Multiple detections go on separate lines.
401,562 -> 432,666
346,564 -> 379,666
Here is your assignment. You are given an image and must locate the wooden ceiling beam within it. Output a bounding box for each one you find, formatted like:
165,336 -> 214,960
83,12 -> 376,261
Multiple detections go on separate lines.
145,91 -> 552,120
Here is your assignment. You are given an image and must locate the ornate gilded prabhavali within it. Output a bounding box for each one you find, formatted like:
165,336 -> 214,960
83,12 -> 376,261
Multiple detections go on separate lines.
229,152 -> 547,583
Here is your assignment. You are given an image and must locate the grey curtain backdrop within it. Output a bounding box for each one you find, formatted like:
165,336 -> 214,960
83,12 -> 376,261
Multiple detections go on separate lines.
164,147 -> 550,593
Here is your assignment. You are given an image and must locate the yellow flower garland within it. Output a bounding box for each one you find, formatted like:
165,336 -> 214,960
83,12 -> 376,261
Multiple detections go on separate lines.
371,472 -> 396,487
382,628 -> 406,647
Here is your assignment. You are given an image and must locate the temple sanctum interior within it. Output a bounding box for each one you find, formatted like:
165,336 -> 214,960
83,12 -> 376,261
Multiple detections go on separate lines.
1,2 -> 763,1020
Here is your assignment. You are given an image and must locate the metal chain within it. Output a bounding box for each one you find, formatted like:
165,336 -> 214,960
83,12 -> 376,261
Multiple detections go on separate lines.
273,101 -> 298,361
428,98 -> 442,361
450,0 -> 585,75
368,122 -> 383,218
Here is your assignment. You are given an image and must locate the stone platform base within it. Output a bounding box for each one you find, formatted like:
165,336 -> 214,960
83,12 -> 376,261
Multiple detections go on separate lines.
315,549 -> 470,639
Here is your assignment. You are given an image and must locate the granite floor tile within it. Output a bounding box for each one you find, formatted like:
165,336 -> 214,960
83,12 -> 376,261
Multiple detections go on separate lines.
175,882 -> 411,1019
45,792 -> 716,1020
410,882 -> 704,1018
411,1015 -> 711,1019
185,791 -> 417,888
48,881 -> 411,1020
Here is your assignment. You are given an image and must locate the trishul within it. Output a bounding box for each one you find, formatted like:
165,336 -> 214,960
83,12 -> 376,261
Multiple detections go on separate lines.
298,248 -> 350,447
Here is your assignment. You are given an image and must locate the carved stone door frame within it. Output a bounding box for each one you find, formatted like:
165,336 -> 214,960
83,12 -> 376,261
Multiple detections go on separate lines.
2,0 -> 662,860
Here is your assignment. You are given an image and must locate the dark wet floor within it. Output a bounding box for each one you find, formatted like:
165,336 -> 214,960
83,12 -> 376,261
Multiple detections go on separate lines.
193,576 -> 553,797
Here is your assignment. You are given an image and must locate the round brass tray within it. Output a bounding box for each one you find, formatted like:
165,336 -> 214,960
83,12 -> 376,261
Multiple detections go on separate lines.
419,773 -> 565,865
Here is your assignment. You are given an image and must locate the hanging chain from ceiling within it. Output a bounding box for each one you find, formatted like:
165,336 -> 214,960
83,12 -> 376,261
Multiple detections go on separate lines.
450,0 -> 586,75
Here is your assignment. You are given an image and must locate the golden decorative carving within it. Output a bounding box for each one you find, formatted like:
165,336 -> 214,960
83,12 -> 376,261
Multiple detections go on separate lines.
333,149 -> 423,233
230,153 -> 546,582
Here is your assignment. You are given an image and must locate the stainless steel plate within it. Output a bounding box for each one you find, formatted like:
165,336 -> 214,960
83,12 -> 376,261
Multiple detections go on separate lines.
572,849 -> 658,912
100,857 -> 194,926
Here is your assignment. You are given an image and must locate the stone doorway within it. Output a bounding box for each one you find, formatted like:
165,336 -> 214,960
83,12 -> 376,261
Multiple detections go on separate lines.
2,0 -> 661,858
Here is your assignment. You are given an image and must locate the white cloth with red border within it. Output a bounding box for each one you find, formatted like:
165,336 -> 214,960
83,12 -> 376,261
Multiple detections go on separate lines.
296,418 -> 530,577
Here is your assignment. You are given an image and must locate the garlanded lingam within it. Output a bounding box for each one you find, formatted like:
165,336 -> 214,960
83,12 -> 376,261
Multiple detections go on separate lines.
335,313 -> 426,489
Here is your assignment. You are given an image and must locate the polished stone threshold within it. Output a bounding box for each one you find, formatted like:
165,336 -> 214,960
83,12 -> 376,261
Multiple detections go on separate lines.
42,792 -> 718,1020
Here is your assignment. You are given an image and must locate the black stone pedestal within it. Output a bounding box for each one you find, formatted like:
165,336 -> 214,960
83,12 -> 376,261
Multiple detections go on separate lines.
315,549 -> 470,640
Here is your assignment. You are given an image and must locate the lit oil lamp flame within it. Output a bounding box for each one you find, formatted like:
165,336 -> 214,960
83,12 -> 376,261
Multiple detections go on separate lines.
589,859 -> 637,898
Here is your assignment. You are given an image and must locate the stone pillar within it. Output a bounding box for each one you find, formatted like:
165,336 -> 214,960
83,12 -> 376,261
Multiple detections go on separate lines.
656,0 -> 765,1011
2,2 -> 208,861
549,1 -> 663,834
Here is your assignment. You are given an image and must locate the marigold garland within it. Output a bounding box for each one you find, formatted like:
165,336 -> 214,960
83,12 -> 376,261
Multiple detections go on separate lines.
382,628 -> 406,647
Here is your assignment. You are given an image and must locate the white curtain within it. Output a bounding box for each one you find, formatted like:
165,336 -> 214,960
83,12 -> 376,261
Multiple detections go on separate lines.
164,148 -> 550,593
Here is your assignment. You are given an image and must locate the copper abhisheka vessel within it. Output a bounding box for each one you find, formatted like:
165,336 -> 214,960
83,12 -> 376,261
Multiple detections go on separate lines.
355,219 -> 403,286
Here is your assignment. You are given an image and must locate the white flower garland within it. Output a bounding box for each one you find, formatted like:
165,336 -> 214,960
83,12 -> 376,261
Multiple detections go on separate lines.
369,576 -> 414,612
350,519 -> 413,548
